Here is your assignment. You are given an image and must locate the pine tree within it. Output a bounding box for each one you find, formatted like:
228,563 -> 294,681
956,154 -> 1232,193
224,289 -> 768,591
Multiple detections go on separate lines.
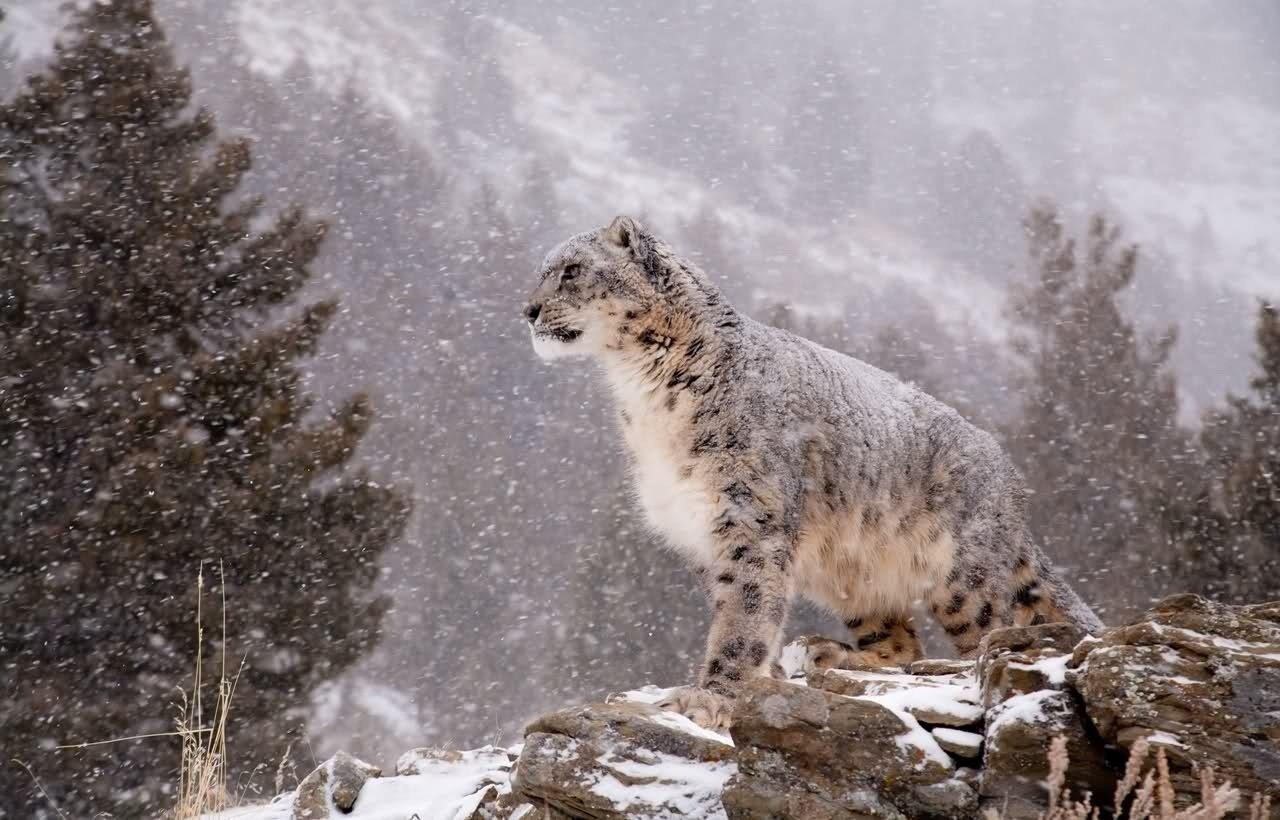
1005,205 -> 1192,621
1176,301 -> 1280,601
0,2 -> 408,816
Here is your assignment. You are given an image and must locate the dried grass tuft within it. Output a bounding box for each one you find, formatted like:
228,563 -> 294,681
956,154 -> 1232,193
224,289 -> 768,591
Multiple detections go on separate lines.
1004,735 -> 1265,820
173,561 -> 244,820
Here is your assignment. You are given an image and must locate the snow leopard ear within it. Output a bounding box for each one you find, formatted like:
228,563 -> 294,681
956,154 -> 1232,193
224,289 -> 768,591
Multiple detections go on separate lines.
604,215 -> 641,250
605,215 -> 669,289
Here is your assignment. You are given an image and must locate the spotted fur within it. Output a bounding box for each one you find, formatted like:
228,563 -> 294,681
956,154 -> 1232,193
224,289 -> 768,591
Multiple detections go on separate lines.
524,216 -> 1103,727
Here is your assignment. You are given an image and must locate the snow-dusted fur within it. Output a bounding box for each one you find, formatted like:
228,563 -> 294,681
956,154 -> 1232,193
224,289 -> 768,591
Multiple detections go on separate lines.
524,216 -> 1103,727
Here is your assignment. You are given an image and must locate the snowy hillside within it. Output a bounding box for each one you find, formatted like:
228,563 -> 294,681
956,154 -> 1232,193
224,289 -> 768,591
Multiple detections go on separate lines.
937,90 -> 1280,297
231,1 -> 1007,332
9,0 -> 1275,330
229,0 -> 1280,396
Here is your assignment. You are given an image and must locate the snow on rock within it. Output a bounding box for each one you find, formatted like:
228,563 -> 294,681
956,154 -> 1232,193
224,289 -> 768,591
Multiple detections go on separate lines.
802,666 -> 983,768
975,621 -> 1116,819
808,665 -> 984,738
648,710 -> 735,748
214,601 -> 1279,819
976,621 -> 1087,708
588,749 -> 736,817
208,747 -> 515,820
982,690 -> 1114,820
727,675 -> 978,818
514,699 -> 737,819
984,688 -> 1064,740
862,678 -> 985,731
205,800 -> 292,820
607,685 -> 735,746
931,727 -> 983,759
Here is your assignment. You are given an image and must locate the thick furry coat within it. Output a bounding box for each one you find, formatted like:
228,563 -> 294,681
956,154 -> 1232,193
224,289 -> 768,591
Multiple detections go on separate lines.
524,216 -> 1102,726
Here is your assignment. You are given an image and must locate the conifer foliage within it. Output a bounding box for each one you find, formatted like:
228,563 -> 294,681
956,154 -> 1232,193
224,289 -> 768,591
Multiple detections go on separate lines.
1178,301 -> 1280,600
0,1 -> 408,815
1005,206 -> 1191,620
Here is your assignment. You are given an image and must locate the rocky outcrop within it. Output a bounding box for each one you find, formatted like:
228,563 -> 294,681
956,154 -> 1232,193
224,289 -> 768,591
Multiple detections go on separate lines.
981,690 -> 1112,819
513,698 -> 736,819
970,620 -> 1113,818
1071,594 -> 1280,814
271,595 -> 1278,820
723,675 -> 978,819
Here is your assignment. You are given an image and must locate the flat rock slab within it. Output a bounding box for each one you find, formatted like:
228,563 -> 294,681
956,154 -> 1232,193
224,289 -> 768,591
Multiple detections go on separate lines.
910,659 -> 976,676
808,668 -> 983,728
979,622 -> 1088,664
513,700 -> 736,819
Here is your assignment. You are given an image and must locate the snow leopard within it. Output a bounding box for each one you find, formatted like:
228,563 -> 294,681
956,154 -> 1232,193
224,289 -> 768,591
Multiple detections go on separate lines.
523,215 -> 1103,728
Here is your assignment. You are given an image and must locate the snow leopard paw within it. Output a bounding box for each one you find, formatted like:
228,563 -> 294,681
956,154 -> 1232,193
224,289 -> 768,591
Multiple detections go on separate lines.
655,684 -> 734,730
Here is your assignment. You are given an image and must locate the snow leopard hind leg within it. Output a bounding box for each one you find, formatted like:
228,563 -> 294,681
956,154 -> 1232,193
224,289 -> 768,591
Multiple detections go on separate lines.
925,456 -> 1104,657
797,612 -> 925,673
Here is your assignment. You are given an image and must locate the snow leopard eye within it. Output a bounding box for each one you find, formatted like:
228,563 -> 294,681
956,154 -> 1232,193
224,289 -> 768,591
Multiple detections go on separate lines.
560,263 -> 580,283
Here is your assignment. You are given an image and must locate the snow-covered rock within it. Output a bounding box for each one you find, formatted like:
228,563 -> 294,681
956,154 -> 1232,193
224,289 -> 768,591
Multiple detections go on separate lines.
931,727 -> 983,759
977,620 -> 1086,708
981,690 -> 1113,819
973,619 -> 1111,818
214,595 -> 1280,820
724,675 -> 978,819
513,699 -> 736,819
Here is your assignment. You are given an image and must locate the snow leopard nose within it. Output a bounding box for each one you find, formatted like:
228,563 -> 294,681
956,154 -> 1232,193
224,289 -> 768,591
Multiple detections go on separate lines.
524,301 -> 542,323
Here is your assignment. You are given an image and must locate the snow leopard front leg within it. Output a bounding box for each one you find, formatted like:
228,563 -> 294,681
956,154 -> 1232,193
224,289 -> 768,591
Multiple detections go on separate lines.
658,478 -> 797,729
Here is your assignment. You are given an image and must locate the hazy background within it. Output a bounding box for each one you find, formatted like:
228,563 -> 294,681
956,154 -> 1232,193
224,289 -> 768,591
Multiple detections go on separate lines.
4,0 -> 1278,791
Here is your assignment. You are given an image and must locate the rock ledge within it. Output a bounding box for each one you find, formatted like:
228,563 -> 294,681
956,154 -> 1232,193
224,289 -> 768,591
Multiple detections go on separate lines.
220,595 -> 1280,820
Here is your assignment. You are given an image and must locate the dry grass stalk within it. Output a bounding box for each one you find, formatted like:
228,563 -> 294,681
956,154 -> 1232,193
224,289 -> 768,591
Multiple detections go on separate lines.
31,564 -> 248,818
1188,766 -> 1240,820
1129,770 -> 1159,820
1158,748 -> 1177,819
274,740 -> 296,797
173,561 -> 243,820
11,758 -> 69,820
1026,736 -> 1260,820
1115,737 -> 1153,813
1039,736 -> 1098,820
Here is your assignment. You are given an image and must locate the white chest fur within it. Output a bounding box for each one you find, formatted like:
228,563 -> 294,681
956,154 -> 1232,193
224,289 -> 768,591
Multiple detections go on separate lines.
608,376 -> 718,565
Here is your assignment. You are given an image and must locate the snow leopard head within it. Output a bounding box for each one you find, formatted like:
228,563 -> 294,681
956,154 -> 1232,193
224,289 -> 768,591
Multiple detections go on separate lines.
523,215 -> 676,361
